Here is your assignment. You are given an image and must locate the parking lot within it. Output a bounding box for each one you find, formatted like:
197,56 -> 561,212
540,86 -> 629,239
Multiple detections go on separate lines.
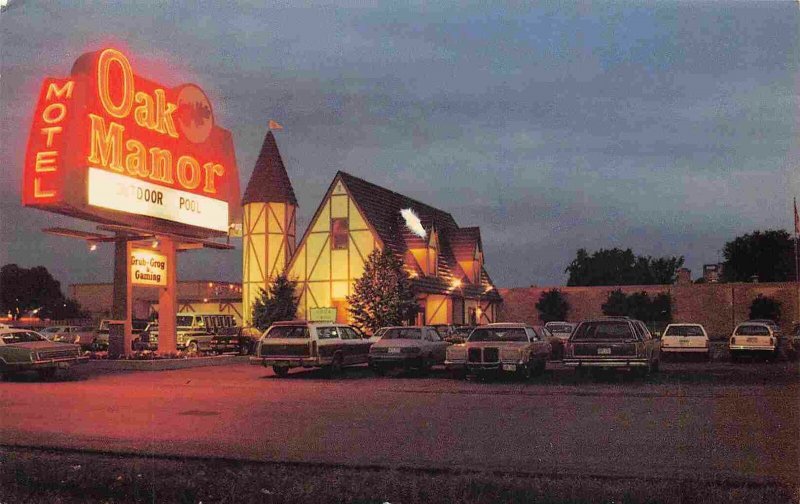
1,356 -> 798,493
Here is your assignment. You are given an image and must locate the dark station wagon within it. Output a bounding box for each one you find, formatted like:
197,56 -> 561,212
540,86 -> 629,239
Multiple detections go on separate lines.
250,321 -> 377,377
563,317 -> 661,376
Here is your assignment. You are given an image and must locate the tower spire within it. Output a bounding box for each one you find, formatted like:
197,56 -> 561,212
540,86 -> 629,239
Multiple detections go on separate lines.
241,129 -> 298,325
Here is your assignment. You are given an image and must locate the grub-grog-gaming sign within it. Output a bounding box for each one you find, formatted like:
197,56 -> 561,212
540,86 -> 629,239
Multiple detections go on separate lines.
130,248 -> 167,286
22,48 -> 241,238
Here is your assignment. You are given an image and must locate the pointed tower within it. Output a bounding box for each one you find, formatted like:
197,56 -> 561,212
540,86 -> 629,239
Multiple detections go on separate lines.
241,130 -> 298,325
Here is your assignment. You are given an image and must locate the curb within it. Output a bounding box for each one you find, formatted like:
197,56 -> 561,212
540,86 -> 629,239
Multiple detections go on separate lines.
85,355 -> 249,371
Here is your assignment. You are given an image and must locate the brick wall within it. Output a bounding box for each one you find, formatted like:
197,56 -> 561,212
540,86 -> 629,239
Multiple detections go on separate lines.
498,282 -> 800,338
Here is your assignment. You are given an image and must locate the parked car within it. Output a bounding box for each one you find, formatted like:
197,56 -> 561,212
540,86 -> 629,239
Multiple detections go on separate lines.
563,317 -> 661,376
368,326 -> 449,374
729,322 -> 778,361
660,323 -> 710,360
250,321 -> 376,377
233,326 -> 263,355
544,321 -> 575,360
788,326 -> 800,361
446,326 -> 475,344
134,320 -> 213,353
0,328 -> 88,380
52,325 -> 97,351
40,325 -> 81,341
94,319 -> 149,350
432,324 -> 458,342
445,323 -> 551,379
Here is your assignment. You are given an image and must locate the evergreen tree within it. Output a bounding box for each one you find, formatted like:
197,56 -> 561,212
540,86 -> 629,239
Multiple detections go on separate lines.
535,288 -> 570,322
251,272 -> 299,331
347,249 -> 418,334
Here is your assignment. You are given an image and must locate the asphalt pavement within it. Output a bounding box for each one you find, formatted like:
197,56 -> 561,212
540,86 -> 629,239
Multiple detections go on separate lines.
1,360 -> 797,486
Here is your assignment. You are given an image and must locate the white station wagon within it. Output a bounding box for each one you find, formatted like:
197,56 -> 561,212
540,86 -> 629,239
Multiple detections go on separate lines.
660,323 -> 710,359
729,322 -> 778,361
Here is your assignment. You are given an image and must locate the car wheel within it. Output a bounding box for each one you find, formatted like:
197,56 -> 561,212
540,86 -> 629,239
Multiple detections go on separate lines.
370,362 -> 386,376
449,368 -> 466,380
272,365 -> 290,377
576,367 -> 588,379
37,368 -> 57,380
328,354 -> 344,376
651,358 -> 660,373
516,362 -> 532,381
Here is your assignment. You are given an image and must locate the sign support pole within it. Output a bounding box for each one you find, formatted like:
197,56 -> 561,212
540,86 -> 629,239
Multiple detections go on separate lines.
124,241 -> 133,356
157,236 -> 178,355
111,236 -> 132,357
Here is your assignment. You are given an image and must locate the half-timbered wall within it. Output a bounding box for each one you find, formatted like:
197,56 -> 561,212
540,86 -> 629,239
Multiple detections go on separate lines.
242,201 -> 296,325
288,178 -> 378,322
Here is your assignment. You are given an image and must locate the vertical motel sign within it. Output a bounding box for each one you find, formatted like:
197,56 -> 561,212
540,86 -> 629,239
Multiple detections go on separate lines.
22,48 -> 240,237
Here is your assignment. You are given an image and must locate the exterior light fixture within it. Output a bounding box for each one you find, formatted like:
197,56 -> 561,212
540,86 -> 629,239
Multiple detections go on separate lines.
152,240 -> 159,248
89,242 -> 97,251
452,279 -> 462,289
208,282 -> 213,288
203,298 -> 208,302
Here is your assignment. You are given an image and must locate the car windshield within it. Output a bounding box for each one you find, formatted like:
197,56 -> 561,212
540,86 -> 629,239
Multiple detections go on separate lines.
468,327 -> 528,342
381,328 -> 422,340
665,325 -> 705,337
177,316 -> 194,327
736,325 -> 770,336
266,325 -> 309,339
546,324 -> 573,333
572,321 -> 634,340
2,331 -> 46,344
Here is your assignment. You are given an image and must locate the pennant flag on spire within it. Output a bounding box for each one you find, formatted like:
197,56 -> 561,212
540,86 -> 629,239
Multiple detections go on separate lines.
268,120 -> 283,131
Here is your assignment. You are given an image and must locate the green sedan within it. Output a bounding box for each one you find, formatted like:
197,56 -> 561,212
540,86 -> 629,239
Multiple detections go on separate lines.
0,328 -> 88,380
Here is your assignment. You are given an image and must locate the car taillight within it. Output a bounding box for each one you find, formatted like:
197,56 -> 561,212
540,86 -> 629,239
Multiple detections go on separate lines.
730,337 -> 736,345
311,340 -> 317,356
770,337 -> 775,346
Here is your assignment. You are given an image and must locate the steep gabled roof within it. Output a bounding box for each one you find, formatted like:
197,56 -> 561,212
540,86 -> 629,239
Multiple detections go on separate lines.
337,171 -> 500,301
242,131 -> 298,206
449,227 -> 482,261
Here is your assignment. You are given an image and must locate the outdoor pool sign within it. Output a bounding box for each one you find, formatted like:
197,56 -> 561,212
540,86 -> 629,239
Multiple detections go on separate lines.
130,248 -> 167,287
309,307 -> 337,323
22,48 -> 241,238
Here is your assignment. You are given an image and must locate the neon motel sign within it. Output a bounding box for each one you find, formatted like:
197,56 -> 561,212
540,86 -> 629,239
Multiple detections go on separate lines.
22,48 -> 240,236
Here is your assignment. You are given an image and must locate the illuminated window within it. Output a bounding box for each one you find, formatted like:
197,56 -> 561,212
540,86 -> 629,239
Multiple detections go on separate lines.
331,218 -> 348,250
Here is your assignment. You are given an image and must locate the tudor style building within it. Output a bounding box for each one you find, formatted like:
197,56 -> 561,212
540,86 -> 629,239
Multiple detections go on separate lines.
241,129 -> 501,326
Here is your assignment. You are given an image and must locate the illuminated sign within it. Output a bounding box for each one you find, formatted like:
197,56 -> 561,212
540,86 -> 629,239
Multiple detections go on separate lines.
22,48 -> 240,238
130,248 -> 167,286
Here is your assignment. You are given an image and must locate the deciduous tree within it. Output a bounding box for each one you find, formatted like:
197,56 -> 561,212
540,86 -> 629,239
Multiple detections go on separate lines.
722,230 -> 794,283
749,295 -> 781,321
565,248 -> 684,286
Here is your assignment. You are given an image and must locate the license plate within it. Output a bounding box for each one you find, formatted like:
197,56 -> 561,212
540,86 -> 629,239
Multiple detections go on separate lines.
502,364 -> 516,371
747,337 -> 757,343
388,348 -> 401,354
679,338 -> 691,345
598,348 -> 611,355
